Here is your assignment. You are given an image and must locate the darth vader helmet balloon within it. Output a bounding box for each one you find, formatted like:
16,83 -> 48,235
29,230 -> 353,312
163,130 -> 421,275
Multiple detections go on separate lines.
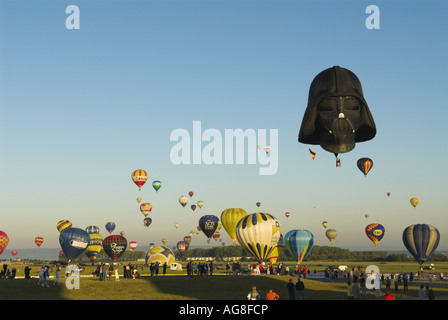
298,66 -> 376,166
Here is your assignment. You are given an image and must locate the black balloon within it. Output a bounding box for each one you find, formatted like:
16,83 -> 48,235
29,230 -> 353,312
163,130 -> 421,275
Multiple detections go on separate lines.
103,235 -> 127,262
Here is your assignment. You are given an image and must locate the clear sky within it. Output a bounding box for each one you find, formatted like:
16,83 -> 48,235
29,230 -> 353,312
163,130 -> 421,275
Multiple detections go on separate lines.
1,0 -> 447,253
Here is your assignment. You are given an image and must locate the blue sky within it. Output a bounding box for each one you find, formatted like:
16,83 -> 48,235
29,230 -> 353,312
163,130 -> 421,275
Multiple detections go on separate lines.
1,0 -> 447,254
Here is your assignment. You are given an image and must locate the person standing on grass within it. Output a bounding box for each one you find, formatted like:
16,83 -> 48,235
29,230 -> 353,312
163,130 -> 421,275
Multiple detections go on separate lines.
163,262 -> 167,276
296,278 -> 305,300
115,267 -> 119,281
287,279 -> 295,300
266,289 -> 279,300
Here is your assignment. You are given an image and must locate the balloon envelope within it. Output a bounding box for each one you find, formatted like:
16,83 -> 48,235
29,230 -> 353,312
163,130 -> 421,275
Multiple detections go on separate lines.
105,222 -> 116,234
152,180 -> 162,192
403,224 -> 440,266
220,208 -> 248,245
179,195 -> 189,207
325,229 -> 338,244
365,223 -> 385,248
235,212 -> 281,262
143,217 -> 152,227
129,241 -> 137,251
146,246 -> 175,265
56,220 -> 72,233
84,231 -> 103,262
199,215 -> 220,238
132,169 -> 148,190
177,241 -> 189,253
140,203 -> 152,216
197,200 -> 204,208
410,198 -> 419,208
59,228 -> 90,262
284,229 -> 314,265
34,237 -> 44,247
357,158 -> 373,176
0,231 -> 9,256
103,235 -> 127,262
322,221 -> 328,228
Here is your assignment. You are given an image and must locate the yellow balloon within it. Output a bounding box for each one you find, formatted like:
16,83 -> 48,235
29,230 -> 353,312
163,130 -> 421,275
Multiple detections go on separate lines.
410,197 -> 419,208
220,208 -> 248,245
325,229 -> 337,244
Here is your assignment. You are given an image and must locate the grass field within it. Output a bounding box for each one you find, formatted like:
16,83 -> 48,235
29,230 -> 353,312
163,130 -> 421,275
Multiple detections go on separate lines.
2,260 -> 448,301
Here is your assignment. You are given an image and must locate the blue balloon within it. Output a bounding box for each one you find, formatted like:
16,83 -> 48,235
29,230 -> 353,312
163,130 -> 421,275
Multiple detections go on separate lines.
403,224 -> 440,266
284,229 -> 314,265
59,227 -> 90,262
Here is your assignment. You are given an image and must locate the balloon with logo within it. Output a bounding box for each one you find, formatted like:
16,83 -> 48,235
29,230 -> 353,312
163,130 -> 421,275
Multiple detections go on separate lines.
152,180 -> 162,192
34,237 -> 44,247
59,228 -> 90,262
84,226 -> 103,262
410,197 -> 419,208
285,212 -> 290,218
325,229 -> 338,244
402,224 -> 440,266
131,169 -> 148,191
177,241 -> 189,253
179,195 -> 189,208
197,200 -> 204,209
235,212 -> 282,263
103,235 -> 127,262
365,223 -> 385,248
56,220 -> 72,233
129,241 -> 137,251
143,217 -> 152,227
0,231 -> 9,256
140,203 -> 152,216
105,222 -> 116,234
220,208 -> 248,245
199,215 -> 220,239
284,229 -> 314,265
357,158 -> 373,177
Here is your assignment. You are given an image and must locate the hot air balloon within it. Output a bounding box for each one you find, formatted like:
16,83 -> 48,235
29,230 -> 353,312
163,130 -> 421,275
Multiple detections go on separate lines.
191,204 -> 197,211
199,215 -> 220,239
140,203 -> 152,216
184,235 -> 192,244
364,214 -> 369,219
410,197 -> 419,208
220,208 -> 248,245
0,231 -> 9,257
266,233 -> 284,264
357,158 -> 373,177
322,221 -> 328,228
143,217 -> 152,227
11,250 -> 17,257
105,222 -> 116,234
174,223 -> 179,229
189,191 -> 194,197
84,226 -> 103,263
56,220 -> 72,233
152,180 -> 162,192
103,235 -> 127,262
386,192 -> 391,197
309,149 -> 316,160
298,66 -> 376,167
403,224 -> 440,266
34,237 -> 44,247
365,223 -> 385,248
197,200 -> 204,209
235,212 -> 282,262
212,231 -> 220,241
131,169 -> 148,191
284,229 -> 314,265
256,202 -> 261,207
120,231 -> 125,237
145,246 -> 175,266
177,241 -> 189,253
285,212 -> 290,218
325,229 -> 338,244
136,197 -> 142,203
59,228 -> 90,262
264,146 -> 270,154
162,238 -> 168,245
179,195 -> 189,207
129,241 -> 137,251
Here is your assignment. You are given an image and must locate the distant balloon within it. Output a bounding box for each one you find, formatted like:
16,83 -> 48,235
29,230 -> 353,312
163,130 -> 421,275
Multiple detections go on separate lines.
184,236 -> 192,244
177,241 -> 189,253
162,238 -> 168,245
264,146 -> 271,154
103,235 -> 127,262
197,200 -> 204,209
120,231 -> 125,237
129,241 -> 137,251
11,250 -> 17,257
0,231 -> 9,256
140,203 -> 152,216
152,180 -> 162,192
179,195 -> 189,207
189,191 -> 194,197
143,217 -> 152,227
256,202 -> 261,207
59,228 -> 90,262
410,197 -> 419,208
235,212 -> 282,262
386,192 -> 391,197
199,215 -> 220,238
365,223 -> 385,248
136,197 -> 142,203
191,204 -> 197,211
357,158 -> 373,177
285,212 -> 290,218
174,223 -> 179,229
56,220 -> 72,233
220,208 -> 248,245
364,214 -> 369,219
212,231 -> 220,241
131,169 -> 148,191
322,221 -> 328,228
105,222 -> 116,234
284,229 -> 314,265
325,229 -> 338,244
309,148 -> 316,160
34,237 -> 44,248
402,224 -> 440,266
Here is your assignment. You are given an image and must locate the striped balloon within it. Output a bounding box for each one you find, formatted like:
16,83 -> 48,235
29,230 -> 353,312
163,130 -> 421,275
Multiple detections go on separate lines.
84,226 -> 103,262
284,230 -> 314,265
0,231 -> 9,256
357,158 -> 373,177
34,237 -> 44,247
103,235 -> 127,262
403,224 -> 440,266
131,169 -> 148,191
56,220 -> 72,233
235,212 -> 281,262
365,223 -> 385,248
